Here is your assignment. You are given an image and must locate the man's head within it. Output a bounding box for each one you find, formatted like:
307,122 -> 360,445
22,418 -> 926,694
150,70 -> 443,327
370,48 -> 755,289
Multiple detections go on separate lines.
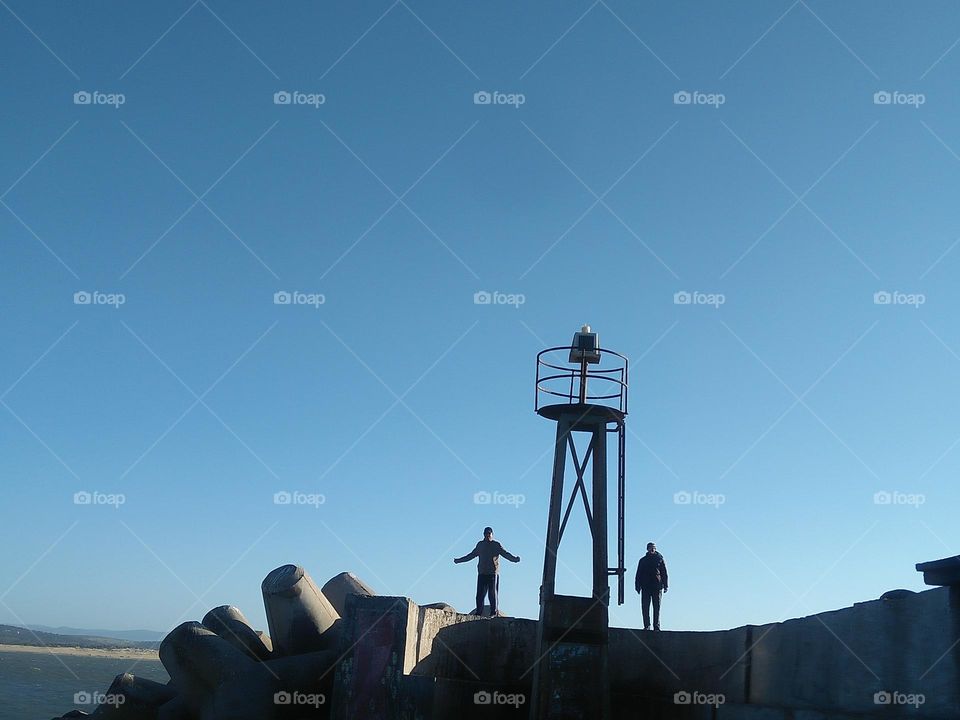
646,542 -> 656,554
483,526 -> 494,540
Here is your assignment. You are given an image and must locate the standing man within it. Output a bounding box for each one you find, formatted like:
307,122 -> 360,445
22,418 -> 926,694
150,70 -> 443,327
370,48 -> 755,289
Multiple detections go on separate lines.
635,542 -> 668,630
453,526 -> 520,617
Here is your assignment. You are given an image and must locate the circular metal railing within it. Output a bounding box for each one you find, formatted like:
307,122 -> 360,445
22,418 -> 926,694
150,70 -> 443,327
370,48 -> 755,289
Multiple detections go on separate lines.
535,346 -> 628,415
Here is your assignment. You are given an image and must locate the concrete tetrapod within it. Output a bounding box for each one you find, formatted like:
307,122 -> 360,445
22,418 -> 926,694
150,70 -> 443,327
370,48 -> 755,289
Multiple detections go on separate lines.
156,696 -> 191,720
266,649 -> 339,715
201,605 -> 272,661
159,621 -> 278,720
89,673 -> 176,718
262,565 -> 340,657
320,572 -> 375,617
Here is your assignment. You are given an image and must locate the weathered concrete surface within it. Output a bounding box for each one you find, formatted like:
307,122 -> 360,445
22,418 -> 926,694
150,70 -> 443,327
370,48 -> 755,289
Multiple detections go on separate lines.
421,602 -> 456,612
265,649 -> 338,715
531,593 -> 611,720
90,672 -> 176,718
608,588 -> 960,719
57,568 -> 960,719
159,621 -> 277,720
201,605 -> 272,661
411,606 -> 484,669
750,587 -> 960,717
256,630 -> 273,654
156,696 -> 191,720
262,564 -> 340,657
330,595 -> 420,720
609,626 -> 750,704
431,678 -> 529,719
321,572 -> 375,616
412,613 -> 536,684
917,555 -> 960,586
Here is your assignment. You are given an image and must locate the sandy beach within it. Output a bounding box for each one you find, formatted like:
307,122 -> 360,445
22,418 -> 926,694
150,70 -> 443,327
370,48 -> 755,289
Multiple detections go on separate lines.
0,644 -> 159,660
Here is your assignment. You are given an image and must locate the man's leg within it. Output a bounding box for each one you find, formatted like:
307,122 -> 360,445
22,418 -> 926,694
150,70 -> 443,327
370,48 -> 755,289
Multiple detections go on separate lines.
475,575 -> 486,615
640,588 -> 651,629
652,588 -> 662,631
489,574 -> 499,615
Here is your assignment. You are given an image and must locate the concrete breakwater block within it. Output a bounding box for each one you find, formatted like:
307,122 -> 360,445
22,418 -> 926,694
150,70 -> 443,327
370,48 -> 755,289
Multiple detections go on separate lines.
262,564 -> 341,657
421,602 -> 456,612
52,566 -> 378,719
321,572 -> 375,616
156,696 -> 192,720
916,555 -> 960,586
89,672 -> 177,719
160,621 -> 277,720
202,605 -> 273,661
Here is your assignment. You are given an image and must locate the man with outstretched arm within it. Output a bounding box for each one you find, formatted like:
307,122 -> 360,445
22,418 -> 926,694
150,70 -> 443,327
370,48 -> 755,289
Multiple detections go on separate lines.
453,526 -> 520,617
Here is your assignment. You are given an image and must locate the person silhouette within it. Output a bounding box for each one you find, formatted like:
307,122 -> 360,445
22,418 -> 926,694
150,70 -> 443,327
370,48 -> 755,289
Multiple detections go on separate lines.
453,526 -> 520,616
635,542 -> 668,630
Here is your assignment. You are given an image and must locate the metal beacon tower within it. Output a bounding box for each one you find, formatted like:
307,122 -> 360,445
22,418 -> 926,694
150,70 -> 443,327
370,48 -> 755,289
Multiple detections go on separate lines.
531,325 -> 628,720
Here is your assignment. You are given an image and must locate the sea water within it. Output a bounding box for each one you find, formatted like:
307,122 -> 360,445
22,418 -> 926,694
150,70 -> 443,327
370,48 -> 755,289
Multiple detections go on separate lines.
0,649 -> 168,719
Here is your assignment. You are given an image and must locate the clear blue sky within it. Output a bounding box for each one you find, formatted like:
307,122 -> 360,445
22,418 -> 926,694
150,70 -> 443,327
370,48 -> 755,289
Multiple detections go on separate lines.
1,1 -> 959,636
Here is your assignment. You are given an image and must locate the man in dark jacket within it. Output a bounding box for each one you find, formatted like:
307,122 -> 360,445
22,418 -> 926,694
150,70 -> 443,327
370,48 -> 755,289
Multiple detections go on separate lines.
635,542 -> 668,630
453,526 -> 520,616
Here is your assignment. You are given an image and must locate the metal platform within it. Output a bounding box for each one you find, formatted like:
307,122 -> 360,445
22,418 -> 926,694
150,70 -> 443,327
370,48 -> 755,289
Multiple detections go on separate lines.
536,402 -> 625,430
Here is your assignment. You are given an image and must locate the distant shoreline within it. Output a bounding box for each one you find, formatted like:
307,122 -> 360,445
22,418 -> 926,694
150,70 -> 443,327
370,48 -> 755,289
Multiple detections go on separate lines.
0,643 -> 160,660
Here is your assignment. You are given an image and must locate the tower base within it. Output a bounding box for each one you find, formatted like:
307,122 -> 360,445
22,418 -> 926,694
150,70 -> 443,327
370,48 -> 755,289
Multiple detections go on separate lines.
530,594 -> 611,719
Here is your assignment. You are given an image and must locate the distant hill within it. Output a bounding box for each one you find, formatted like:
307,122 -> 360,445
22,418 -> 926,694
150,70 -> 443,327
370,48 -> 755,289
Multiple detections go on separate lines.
0,624 -> 160,650
26,624 -> 164,643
